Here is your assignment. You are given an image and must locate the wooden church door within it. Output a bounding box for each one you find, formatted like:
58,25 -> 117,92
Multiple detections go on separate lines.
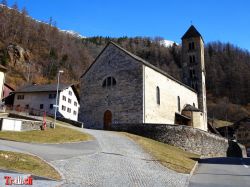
104,110 -> 112,130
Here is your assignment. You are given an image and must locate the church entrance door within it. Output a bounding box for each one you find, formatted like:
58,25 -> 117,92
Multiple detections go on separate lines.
104,110 -> 112,130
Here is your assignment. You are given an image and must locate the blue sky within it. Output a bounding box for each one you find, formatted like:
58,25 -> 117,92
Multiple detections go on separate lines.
6,0 -> 250,51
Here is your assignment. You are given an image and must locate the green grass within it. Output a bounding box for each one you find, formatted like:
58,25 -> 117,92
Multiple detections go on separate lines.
0,150 -> 61,180
0,125 -> 93,143
122,132 -> 200,174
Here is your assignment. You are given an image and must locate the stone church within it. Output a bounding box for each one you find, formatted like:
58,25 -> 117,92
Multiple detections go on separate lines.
79,25 -> 207,131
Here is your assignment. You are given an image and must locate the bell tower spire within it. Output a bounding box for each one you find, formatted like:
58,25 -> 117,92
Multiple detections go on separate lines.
181,25 -> 207,131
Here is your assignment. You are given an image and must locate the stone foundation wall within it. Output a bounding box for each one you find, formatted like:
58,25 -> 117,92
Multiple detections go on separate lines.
111,123 -> 228,157
21,120 -> 43,131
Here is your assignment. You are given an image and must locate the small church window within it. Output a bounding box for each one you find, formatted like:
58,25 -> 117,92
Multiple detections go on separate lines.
192,69 -> 196,78
192,56 -> 195,63
189,55 -> 196,64
177,96 -> 180,112
107,77 -> 112,86
189,42 -> 195,50
189,69 -> 192,78
156,86 -> 160,105
102,76 -> 116,88
189,56 -> 192,64
195,82 -> 198,90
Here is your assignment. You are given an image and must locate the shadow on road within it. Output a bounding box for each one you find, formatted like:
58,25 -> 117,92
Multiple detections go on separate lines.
194,173 -> 250,177
198,157 -> 250,165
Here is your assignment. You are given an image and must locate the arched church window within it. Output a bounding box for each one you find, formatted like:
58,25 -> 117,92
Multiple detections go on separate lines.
156,86 -> 160,105
177,96 -> 180,112
189,55 -> 196,64
192,55 -> 195,63
189,42 -> 195,50
102,76 -> 116,88
189,56 -> 192,64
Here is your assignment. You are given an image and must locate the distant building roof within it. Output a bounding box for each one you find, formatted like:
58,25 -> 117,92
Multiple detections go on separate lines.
14,83 -> 71,93
182,104 -> 201,112
233,117 -> 250,126
208,118 -> 233,128
181,25 -> 203,41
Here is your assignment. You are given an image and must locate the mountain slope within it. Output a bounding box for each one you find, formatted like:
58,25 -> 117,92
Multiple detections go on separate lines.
0,4 -> 249,122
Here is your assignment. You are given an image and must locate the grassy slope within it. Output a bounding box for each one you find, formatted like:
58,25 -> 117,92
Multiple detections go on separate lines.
122,132 -> 200,174
0,125 -> 93,143
0,150 -> 61,180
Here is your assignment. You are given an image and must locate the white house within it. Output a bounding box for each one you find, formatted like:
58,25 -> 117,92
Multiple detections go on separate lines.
13,84 -> 80,121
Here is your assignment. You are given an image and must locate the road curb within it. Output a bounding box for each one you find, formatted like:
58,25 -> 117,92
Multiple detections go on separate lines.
185,160 -> 199,187
0,137 -> 92,144
190,161 -> 199,176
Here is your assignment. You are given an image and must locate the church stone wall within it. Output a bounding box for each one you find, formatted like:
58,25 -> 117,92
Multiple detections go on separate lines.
111,123 -> 228,157
144,66 -> 198,124
79,44 -> 143,129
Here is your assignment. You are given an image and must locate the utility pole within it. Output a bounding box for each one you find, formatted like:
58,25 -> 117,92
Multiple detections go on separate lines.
27,62 -> 31,82
54,70 -> 64,128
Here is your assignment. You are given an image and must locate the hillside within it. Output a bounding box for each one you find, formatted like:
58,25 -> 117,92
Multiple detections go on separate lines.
0,4 -> 249,122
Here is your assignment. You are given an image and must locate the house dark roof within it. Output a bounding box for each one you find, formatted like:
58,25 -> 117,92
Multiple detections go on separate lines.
81,41 -> 196,93
182,104 -> 201,112
14,83 -> 80,102
14,84 -> 71,93
181,25 -> 203,41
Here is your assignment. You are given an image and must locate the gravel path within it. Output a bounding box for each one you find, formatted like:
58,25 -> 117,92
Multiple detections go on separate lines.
52,129 -> 189,187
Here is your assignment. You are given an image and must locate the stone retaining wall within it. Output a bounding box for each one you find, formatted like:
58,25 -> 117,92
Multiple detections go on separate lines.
21,120 -> 43,131
111,123 -> 229,157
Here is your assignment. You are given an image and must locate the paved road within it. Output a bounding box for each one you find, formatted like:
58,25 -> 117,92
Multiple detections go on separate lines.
0,127 -> 188,187
0,139 -> 99,161
189,157 -> 250,187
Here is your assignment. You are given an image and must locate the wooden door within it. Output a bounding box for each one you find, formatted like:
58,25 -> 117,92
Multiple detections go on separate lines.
104,110 -> 112,130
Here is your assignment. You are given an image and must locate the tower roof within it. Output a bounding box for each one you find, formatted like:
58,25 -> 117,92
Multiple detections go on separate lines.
181,25 -> 203,41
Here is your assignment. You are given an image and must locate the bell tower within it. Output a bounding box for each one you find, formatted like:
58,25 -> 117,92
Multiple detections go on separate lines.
181,25 -> 207,131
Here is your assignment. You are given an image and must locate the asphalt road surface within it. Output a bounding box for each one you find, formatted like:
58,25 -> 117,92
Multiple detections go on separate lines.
189,157 -> 250,187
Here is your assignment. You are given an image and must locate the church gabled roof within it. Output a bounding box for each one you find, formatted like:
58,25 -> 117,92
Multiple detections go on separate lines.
81,41 -> 196,93
181,25 -> 203,41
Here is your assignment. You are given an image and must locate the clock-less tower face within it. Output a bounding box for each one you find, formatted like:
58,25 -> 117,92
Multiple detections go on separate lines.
181,25 -> 207,131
